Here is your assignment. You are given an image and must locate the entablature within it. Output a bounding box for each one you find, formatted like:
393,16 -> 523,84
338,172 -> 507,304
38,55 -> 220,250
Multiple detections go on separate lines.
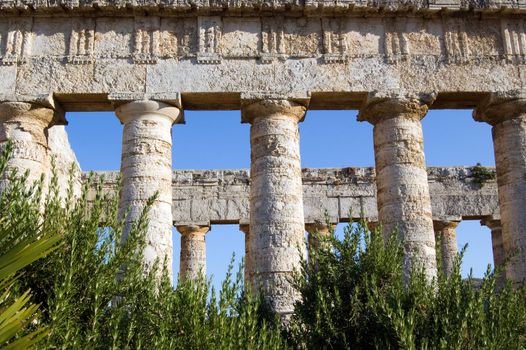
84,166 -> 500,226
0,12 -> 523,110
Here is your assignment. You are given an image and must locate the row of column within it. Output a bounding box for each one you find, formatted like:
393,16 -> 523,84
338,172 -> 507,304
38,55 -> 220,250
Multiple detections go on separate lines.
0,92 -> 524,317
176,218 -> 503,285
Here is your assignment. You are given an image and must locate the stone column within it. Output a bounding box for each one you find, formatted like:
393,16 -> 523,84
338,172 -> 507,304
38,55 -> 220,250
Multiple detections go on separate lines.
481,218 -> 505,282
475,94 -> 526,285
433,220 -> 459,276
176,225 -> 209,282
239,224 -> 251,283
358,93 -> 437,281
305,222 -> 335,253
47,125 -> 82,199
0,102 -> 57,189
242,98 -> 307,317
115,100 -> 182,280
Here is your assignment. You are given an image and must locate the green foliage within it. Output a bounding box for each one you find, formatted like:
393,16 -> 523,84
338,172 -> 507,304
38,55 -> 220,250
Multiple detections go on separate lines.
288,220 -> 526,350
8,157 -> 285,349
0,143 -> 61,349
470,163 -> 496,188
3,141 -> 525,350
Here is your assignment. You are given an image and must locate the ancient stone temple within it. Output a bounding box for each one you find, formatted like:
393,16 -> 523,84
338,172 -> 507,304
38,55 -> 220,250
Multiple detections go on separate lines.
0,0 -> 524,316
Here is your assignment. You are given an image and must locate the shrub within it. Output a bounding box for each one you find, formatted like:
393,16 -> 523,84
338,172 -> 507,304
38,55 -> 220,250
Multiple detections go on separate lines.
287,220 -> 526,350
4,152 -> 285,349
0,143 -> 61,349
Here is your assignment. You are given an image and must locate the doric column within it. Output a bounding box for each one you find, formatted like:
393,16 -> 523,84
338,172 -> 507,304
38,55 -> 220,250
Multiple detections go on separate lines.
239,223 -> 251,283
358,93 -> 437,281
305,222 -> 335,253
47,125 -> 82,199
241,98 -> 307,317
0,102 -> 57,188
481,218 -> 505,283
115,100 -> 182,280
176,225 -> 209,282
433,220 -> 459,276
474,93 -> 526,285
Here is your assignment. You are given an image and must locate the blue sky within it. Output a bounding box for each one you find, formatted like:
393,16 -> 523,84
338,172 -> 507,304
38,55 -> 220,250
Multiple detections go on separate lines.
65,109 -> 496,288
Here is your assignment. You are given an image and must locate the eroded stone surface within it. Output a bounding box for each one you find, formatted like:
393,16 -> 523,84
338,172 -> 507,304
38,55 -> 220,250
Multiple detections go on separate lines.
433,220 -> 459,277
359,93 -> 437,281
85,166 -> 500,225
47,125 -> 81,199
481,218 -> 505,286
243,98 -> 306,316
475,94 -> 526,286
0,102 -> 56,189
116,100 -> 182,280
0,14 -> 523,111
176,225 -> 209,281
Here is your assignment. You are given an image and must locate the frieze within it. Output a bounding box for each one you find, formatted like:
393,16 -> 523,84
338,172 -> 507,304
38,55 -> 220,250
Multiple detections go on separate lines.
68,17 -> 94,64
0,15 -> 522,66
0,17 -> 32,65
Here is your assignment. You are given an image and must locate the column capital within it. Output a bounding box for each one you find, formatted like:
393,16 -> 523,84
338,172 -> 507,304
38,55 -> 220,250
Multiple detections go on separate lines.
0,93 -> 65,125
115,100 -> 183,125
176,224 -> 210,236
480,217 -> 502,230
239,224 -> 250,235
0,101 -> 61,127
240,97 -> 308,124
473,92 -> 526,126
357,91 -> 436,125
433,220 -> 460,231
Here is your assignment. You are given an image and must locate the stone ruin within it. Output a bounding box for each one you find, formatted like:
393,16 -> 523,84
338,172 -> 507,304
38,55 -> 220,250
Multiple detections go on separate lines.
0,0 -> 524,316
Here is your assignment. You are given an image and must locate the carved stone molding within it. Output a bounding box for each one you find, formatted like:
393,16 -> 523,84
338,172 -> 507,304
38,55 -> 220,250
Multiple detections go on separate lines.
0,15 -> 523,67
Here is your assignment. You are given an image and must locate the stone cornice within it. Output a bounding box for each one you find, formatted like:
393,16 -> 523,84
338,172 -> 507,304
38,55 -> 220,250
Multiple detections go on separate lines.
1,0 -> 526,16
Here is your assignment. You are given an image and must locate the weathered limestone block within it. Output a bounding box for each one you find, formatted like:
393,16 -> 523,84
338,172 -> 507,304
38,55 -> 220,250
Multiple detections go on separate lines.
176,225 -> 209,281
47,125 -> 82,199
0,102 -> 56,190
433,220 -> 459,276
242,98 -> 306,316
116,100 -> 182,279
358,93 -> 437,281
475,94 -> 526,285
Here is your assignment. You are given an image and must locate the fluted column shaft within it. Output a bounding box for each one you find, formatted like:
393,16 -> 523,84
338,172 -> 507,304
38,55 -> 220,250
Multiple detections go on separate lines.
433,221 -> 459,276
176,225 -> 209,281
242,99 -> 306,316
359,95 -> 437,281
0,102 -> 56,189
116,100 -> 181,280
475,96 -> 526,285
